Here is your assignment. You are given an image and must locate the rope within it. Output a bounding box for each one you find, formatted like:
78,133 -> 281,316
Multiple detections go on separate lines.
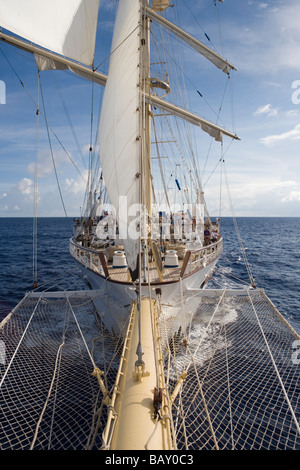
39,79 -> 72,231
247,291 -> 300,436
183,290 -> 228,450
219,145 -> 223,219
54,75 -> 86,174
223,303 -> 234,449
30,304 -> 70,450
66,295 -> 97,369
94,24 -> 140,72
179,278 -> 187,344
0,295 -> 42,389
29,293 -> 108,449
1,288 -> 299,450
187,347 -> 219,450
223,162 -> 256,287
186,289 -> 227,370
0,46 -> 84,180
33,71 -> 40,287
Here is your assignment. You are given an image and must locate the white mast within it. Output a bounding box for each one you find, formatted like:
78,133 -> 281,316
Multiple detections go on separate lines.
141,0 -> 152,240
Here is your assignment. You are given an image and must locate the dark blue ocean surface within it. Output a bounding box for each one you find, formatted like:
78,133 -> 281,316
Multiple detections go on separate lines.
0,217 -> 87,320
214,217 -> 300,334
0,217 -> 299,333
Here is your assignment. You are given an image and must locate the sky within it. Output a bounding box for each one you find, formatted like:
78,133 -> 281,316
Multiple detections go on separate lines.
1,0 -> 300,218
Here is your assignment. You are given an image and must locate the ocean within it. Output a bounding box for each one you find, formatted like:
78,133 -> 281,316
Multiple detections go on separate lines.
0,216 -> 299,334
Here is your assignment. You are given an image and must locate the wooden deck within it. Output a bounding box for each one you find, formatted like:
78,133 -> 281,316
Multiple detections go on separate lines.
106,261 -> 182,284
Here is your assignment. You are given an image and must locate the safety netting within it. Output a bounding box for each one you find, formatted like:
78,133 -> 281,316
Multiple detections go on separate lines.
160,288 -> 300,450
0,291 -> 124,450
0,288 -> 299,450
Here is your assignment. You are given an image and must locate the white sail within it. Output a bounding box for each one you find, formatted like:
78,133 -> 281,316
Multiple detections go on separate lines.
0,0 -> 99,66
98,0 -> 141,279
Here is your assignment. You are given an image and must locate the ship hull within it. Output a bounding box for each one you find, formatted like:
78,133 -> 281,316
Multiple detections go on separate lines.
75,255 -> 219,334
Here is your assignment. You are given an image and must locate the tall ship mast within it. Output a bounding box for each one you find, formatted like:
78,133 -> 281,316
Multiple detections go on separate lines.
67,0 -> 239,334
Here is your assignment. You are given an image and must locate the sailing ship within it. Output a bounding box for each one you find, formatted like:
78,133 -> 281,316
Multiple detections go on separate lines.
1,0 -> 299,452
65,0 -> 239,334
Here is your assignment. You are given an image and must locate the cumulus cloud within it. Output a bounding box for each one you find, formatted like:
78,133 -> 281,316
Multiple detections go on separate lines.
254,104 -> 278,117
16,178 -> 33,195
27,150 -> 71,178
65,177 -> 86,194
0,178 -> 36,214
261,123 -> 300,146
65,170 -> 89,194
282,190 -> 300,202
258,3 -> 268,9
285,109 -> 300,117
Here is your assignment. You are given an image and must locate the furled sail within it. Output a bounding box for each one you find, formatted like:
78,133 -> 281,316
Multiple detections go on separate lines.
0,30 -> 107,86
146,93 -> 239,141
98,0 -> 141,280
0,0 -> 99,66
144,6 -> 236,74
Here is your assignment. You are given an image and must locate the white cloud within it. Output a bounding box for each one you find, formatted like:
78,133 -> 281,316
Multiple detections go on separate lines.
261,123 -> 300,146
27,150 -> 72,178
65,170 -> 88,195
16,178 -> 33,195
65,177 -> 84,194
226,1 -> 300,74
282,190 -> 300,202
285,109 -> 300,117
254,104 -> 278,117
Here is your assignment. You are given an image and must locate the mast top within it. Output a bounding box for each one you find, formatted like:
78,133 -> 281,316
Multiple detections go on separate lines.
152,0 -> 170,12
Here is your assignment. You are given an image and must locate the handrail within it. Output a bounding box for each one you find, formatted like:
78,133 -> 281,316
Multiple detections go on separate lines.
69,236 -> 223,283
69,237 -> 104,255
70,236 -> 222,257
189,236 -> 222,254
180,237 -> 223,278
69,237 -> 108,277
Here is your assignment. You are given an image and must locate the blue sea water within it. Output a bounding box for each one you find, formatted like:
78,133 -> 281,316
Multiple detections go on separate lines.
0,216 -> 299,333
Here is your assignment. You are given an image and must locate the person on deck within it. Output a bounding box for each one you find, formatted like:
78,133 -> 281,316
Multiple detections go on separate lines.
211,230 -> 218,242
204,226 -> 211,246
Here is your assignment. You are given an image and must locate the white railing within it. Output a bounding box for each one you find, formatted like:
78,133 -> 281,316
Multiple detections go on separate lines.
181,237 -> 223,277
70,236 -> 223,282
69,238 -> 106,277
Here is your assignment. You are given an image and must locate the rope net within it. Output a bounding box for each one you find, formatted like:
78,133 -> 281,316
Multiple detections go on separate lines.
0,292 -> 124,450
0,288 -> 299,450
160,288 -> 300,450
